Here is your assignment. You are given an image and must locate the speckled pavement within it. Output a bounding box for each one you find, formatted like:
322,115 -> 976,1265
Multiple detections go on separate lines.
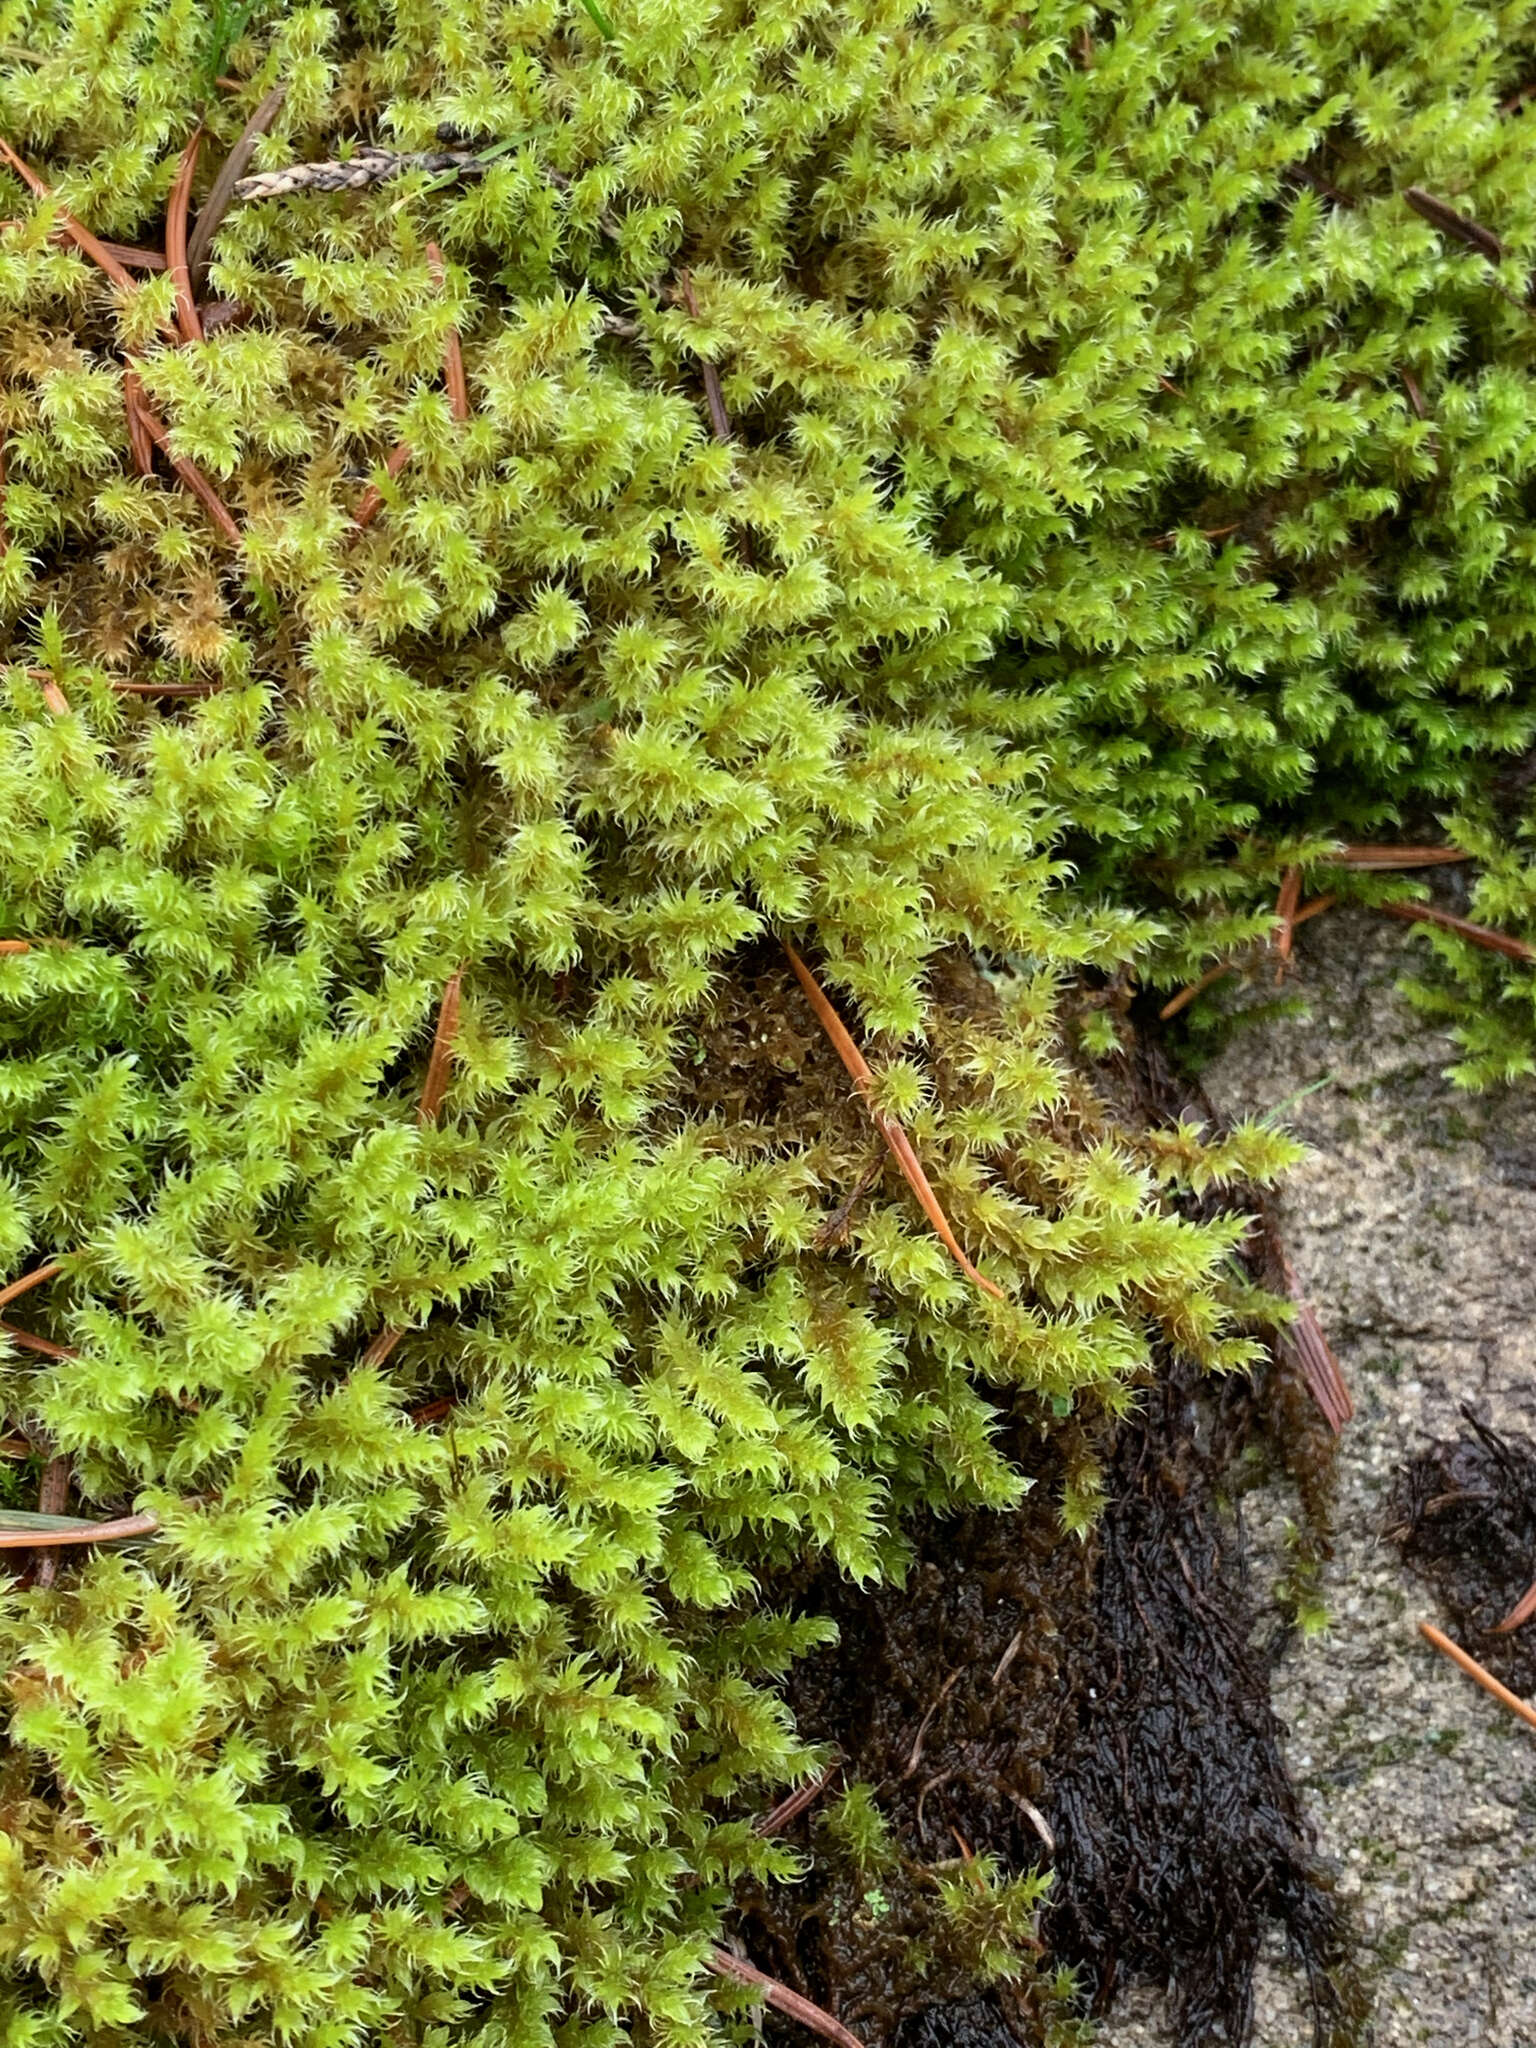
1105,907 -> 1536,2048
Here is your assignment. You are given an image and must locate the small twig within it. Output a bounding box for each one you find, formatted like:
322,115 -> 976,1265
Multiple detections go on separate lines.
426,242 -> 470,422
0,1509 -> 159,1550
1400,370 -> 1429,420
167,128 -> 205,342
754,1760 -> 841,1836
783,944 -> 1003,1300
0,1260 -> 61,1311
991,1627 -> 1024,1687
1420,1620 -> 1536,1733
124,374 -> 242,542
233,146 -> 488,202
812,1150 -> 884,1252
352,441 -> 413,530
704,1948 -> 865,2048
1333,844 -> 1468,869
187,83 -> 286,289
677,269 -> 733,443
1378,898 -> 1535,964
418,970 -> 463,1126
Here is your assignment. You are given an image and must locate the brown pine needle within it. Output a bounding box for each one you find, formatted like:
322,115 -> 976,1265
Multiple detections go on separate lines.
1160,959 -> 1236,1019
187,84 -> 286,290
705,1948 -> 866,2048
0,1260 -> 61,1311
755,1759 -> 841,1836
166,128 -> 204,342
353,441 -> 413,530
0,940 -> 31,956
0,1320 -> 76,1359
1379,898 -> 1535,964
1419,1620 -> 1536,1734
418,970 -> 463,1126
426,242 -> 470,422
0,135 -> 178,340
123,367 -> 156,474
1292,892 -> 1336,929
1333,844 -> 1469,870
1273,863 -> 1301,978
361,1326 -> 404,1369
38,679 -> 71,716
1403,187 -> 1504,264
110,680 -> 219,697
1494,1577 -> 1536,1634
32,1452 -> 70,1587
783,942 -> 1004,1299
123,378 -> 242,543
409,1395 -> 458,1426
0,1509 -> 159,1551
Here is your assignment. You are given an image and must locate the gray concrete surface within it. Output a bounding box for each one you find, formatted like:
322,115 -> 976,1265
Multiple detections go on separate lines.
1109,907 -> 1536,2047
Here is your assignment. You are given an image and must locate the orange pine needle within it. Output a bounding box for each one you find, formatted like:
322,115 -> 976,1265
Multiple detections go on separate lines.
0,1260 -> 61,1311
123,368 -> 156,474
1292,892 -> 1336,929
1379,898 -> 1535,964
418,971 -> 463,1126
1159,959 -> 1235,1020
427,242 -> 470,422
1273,863 -> 1302,979
0,940 -> 31,956
38,680 -> 71,716
1494,1577 -> 1536,1635
353,441 -> 413,530
0,1320 -> 76,1359
361,1327 -> 404,1369
1419,1620 -> 1536,1734
0,135 -> 178,340
783,943 -> 1004,1299
166,128 -> 204,342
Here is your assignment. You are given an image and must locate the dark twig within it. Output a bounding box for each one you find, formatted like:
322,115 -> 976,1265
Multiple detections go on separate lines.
812,1150 -> 884,1251
677,269 -> 732,442
1279,1255 -> 1353,1434
704,1948 -> 866,2048
754,1759 -> 841,1836
1272,864 -> 1301,980
1404,186 -> 1503,263
32,1453 -> 70,1588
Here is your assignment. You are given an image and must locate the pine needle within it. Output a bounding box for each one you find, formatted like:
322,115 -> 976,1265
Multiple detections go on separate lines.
0,1260 -> 61,1310
353,441 -> 413,530
704,1948 -> 866,2048
417,970 -> 463,1126
1332,844 -> 1468,869
1419,1620 -> 1536,1733
0,135 -> 179,340
427,242 -> 470,422
1160,959 -> 1236,1019
1379,898 -> 1536,964
187,83 -> 286,288
0,1508 -> 160,1550
167,129 -> 205,341
783,943 -> 1004,1299
123,372 -> 242,541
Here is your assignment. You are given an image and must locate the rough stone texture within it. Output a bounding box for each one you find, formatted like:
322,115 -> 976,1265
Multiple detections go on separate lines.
1105,906 -> 1536,2048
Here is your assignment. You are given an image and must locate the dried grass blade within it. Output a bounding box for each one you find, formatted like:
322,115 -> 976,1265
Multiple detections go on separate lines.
1378,899 -> 1535,964
418,971 -> 463,1126
166,128 -> 204,342
426,242 -> 470,422
704,1948 -> 866,2048
187,84 -> 286,289
0,1509 -> 159,1550
353,441 -> 413,530
1494,1578 -> 1536,1634
1419,1620 -> 1536,1733
0,1260 -> 61,1311
783,943 -> 1003,1299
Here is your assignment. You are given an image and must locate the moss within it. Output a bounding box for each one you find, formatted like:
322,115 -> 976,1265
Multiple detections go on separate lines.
0,0 -> 1532,2040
